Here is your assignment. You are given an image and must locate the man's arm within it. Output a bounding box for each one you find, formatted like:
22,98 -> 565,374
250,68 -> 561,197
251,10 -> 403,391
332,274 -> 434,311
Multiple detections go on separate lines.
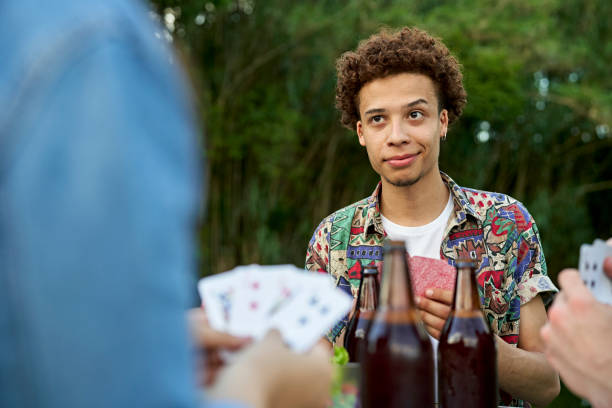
496,295 -> 560,406
3,23 -> 206,407
541,267 -> 612,408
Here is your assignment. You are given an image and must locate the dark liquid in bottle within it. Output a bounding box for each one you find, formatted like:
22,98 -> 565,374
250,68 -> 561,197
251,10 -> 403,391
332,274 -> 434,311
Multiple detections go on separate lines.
345,311 -> 374,363
361,313 -> 435,408
438,314 -> 498,408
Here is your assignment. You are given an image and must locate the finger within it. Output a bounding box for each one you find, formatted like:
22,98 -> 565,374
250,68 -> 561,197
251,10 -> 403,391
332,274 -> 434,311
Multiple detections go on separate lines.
416,295 -> 451,320
557,269 -> 592,299
604,256 -> 612,280
542,336 -> 589,394
423,325 -> 440,339
316,336 -> 333,351
424,288 -> 453,305
187,307 -> 209,325
420,310 -> 447,334
188,307 -> 252,350
201,328 -> 252,350
310,340 -> 333,359
347,296 -> 358,322
204,350 -> 224,386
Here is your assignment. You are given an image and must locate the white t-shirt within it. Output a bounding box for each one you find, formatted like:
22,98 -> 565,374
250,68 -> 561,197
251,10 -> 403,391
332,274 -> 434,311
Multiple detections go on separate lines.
380,193 -> 453,259
380,193 -> 454,403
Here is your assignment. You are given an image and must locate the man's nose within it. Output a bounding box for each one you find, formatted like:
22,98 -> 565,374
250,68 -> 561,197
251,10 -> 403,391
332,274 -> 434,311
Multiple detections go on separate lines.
387,117 -> 410,145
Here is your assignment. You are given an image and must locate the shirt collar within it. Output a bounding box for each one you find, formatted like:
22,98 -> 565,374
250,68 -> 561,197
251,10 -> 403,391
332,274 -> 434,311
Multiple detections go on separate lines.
362,172 -> 481,239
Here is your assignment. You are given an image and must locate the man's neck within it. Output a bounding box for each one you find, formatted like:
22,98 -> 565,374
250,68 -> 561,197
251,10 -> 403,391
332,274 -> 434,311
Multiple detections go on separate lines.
379,169 -> 450,227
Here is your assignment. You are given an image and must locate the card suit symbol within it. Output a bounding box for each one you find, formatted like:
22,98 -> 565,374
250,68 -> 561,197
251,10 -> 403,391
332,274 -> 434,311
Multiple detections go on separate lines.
249,301 -> 258,310
281,287 -> 291,298
298,316 -> 308,326
593,264 -> 598,272
586,262 -> 590,270
309,296 -> 319,306
320,306 -> 329,315
250,281 -> 260,290
591,281 -> 596,289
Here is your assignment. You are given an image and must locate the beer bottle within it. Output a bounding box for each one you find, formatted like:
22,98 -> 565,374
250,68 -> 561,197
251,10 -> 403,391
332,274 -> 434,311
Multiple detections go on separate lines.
344,265 -> 379,362
438,260 -> 498,407
361,240 -> 435,408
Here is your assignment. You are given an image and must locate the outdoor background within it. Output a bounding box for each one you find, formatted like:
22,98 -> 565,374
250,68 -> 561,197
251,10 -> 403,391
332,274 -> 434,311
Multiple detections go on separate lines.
150,1 -> 611,406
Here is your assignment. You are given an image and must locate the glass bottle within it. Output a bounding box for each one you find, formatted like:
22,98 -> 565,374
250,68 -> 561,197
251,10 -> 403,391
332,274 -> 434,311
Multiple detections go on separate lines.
344,265 -> 379,362
438,259 -> 498,407
361,240 -> 435,408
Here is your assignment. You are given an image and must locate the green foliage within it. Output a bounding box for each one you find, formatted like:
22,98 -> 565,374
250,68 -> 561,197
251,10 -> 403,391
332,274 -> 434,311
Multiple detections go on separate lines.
149,0 -> 611,279
149,1 -> 611,406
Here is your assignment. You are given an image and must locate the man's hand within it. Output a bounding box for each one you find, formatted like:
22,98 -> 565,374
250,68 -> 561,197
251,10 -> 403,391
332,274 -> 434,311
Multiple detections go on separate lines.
415,288 -> 453,339
540,267 -> 612,407
209,331 -> 333,408
187,308 -> 251,385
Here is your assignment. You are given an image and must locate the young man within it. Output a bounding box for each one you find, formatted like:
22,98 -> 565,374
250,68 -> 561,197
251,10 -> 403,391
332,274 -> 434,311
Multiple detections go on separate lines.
306,27 -> 560,407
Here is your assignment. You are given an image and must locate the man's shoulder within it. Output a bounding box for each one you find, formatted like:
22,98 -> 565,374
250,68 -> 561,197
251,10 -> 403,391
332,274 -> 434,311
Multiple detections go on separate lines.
460,186 -> 536,234
314,196 -> 372,230
0,0 -> 169,112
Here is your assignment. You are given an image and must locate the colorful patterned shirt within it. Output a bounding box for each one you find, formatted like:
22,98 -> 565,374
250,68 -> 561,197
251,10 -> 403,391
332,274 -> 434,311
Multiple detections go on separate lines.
306,173 -> 557,406
306,172 -> 557,342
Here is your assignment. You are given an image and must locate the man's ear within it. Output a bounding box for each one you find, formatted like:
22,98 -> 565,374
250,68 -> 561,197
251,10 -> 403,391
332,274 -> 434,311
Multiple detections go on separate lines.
357,121 -> 366,146
439,109 -> 449,139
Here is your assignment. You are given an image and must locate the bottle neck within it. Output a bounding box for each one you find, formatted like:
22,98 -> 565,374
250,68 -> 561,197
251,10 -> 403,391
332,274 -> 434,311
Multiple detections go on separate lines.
360,275 -> 378,312
452,266 -> 481,313
380,248 -> 415,310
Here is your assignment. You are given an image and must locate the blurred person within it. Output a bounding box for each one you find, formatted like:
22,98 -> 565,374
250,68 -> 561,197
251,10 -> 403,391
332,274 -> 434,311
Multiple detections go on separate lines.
541,240 -> 612,408
305,27 -> 559,406
0,1 -> 331,408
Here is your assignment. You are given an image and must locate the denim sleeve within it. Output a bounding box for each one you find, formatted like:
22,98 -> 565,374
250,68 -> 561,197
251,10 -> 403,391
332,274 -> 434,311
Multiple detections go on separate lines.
0,30 -> 233,407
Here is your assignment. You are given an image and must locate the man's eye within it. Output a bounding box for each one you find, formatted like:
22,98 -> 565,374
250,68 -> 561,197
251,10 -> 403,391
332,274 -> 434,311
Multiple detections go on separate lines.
409,111 -> 423,119
371,115 -> 384,124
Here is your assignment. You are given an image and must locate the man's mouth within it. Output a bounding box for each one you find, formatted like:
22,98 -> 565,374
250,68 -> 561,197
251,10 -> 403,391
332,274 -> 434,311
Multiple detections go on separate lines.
385,153 -> 419,168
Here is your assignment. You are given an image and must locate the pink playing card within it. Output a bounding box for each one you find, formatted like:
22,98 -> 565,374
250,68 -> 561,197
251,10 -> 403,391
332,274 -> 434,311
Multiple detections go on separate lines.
407,255 -> 456,297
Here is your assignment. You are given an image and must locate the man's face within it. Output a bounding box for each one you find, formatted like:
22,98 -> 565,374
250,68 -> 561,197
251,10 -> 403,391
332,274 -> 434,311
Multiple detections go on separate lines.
356,73 -> 448,187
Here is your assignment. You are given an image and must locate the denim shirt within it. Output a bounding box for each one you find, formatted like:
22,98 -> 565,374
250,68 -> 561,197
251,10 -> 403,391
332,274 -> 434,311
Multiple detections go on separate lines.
0,1 -> 243,407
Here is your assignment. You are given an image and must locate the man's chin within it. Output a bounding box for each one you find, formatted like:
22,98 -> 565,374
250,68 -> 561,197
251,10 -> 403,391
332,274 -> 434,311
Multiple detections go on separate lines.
384,175 -> 422,187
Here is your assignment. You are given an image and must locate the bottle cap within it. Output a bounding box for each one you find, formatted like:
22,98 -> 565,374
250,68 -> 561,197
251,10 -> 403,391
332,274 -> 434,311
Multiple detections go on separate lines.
363,266 -> 378,276
455,259 -> 476,269
383,239 -> 405,251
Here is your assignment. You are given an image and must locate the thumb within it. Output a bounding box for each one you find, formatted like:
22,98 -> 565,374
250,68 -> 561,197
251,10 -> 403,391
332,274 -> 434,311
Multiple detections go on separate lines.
604,256 -> 612,280
200,328 -> 252,350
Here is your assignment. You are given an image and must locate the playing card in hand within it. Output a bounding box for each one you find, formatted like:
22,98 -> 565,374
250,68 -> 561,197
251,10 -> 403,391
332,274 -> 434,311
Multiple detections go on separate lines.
578,239 -> 612,305
269,284 -> 352,353
197,270 -> 239,332
198,265 -> 352,352
408,255 -> 456,297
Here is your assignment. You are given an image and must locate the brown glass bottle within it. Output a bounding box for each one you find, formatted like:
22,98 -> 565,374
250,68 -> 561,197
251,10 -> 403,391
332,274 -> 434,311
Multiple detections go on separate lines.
438,260 -> 498,408
344,266 -> 379,362
361,241 -> 435,408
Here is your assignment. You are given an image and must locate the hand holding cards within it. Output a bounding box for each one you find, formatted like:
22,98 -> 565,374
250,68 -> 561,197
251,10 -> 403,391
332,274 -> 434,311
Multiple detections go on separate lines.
198,265 -> 352,352
579,239 -> 612,305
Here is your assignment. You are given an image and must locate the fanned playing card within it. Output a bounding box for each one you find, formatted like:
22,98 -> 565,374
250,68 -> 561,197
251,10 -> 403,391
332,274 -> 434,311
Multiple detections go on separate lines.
268,284 -> 352,353
578,239 -> 612,305
198,265 -> 351,352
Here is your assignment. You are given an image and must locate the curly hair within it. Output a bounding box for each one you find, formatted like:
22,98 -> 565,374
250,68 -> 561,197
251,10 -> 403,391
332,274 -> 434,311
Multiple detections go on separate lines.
335,27 -> 467,130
